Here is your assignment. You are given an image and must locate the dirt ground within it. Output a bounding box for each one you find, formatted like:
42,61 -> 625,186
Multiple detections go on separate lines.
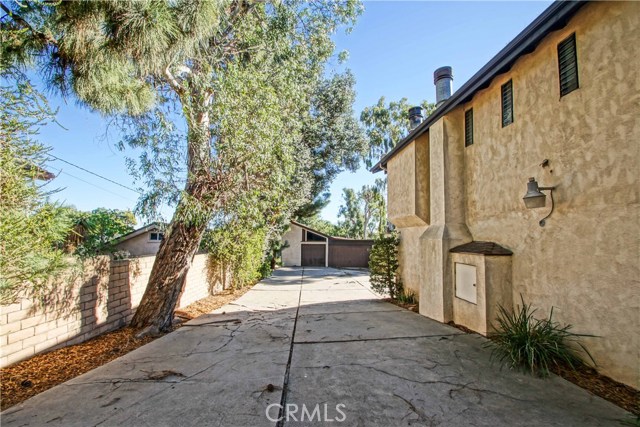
0,287 -> 250,411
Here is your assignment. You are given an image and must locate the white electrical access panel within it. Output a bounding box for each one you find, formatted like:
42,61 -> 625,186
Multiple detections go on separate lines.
455,263 -> 477,304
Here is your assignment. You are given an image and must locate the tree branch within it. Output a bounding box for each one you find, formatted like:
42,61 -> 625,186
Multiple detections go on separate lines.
0,2 -> 58,46
164,67 -> 185,96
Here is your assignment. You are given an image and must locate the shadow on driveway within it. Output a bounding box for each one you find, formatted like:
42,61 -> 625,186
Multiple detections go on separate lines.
2,267 -> 631,426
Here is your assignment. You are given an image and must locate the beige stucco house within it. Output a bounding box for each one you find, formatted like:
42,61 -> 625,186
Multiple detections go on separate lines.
372,1 -> 639,388
113,223 -> 165,257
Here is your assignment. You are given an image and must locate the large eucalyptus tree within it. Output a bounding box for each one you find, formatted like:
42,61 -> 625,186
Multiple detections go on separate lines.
2,0 -> 363,334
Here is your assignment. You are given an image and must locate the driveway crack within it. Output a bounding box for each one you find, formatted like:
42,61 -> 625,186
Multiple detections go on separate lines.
275,268 -> 304,427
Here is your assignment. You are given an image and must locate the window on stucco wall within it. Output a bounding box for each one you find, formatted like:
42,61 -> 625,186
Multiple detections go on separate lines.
501,79 -> 514,127
465,108 -> 474,147
558,33 -> 579,97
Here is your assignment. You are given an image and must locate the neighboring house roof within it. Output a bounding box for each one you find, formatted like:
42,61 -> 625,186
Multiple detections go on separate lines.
290,220 -> 374,243
290,220 -> 332,239
371,0 -> 587,173
111,222 -> 164,245
450,241 -> 513,256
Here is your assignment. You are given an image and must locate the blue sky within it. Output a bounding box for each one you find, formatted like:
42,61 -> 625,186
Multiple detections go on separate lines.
37,1 -> 552,225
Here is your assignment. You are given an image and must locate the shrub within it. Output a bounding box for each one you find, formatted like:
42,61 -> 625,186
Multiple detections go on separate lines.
487,296 -> 595,376
368,232 -> 402,299
0,74 -> 74,303
202,225 -> 268,289
395,290 -> 417,304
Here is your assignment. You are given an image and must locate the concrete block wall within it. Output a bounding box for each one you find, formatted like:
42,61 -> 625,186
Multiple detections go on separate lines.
179,254 -> 213,308
0,253 -> 216,368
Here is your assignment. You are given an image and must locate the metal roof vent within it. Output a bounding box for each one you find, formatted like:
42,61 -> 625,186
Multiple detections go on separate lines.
408,106 -> 425,129
434,66 -> 453,107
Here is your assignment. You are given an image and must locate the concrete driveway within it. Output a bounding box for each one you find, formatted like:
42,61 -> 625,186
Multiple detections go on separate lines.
2,267 -> 631,426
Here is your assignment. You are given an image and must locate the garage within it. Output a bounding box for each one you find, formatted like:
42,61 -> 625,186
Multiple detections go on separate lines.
281,221 -> 373,268
301,244 -> 326,266
328,239 -> 372,268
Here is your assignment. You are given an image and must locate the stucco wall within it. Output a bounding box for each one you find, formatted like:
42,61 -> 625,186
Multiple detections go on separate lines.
115,231 -> 162,257
397,226 -> 428,297
385,2 -> 639,388
457,1 -> 639,387
388,134 -> 433,299
387,134 -> 430,227
281,223 -> 303,266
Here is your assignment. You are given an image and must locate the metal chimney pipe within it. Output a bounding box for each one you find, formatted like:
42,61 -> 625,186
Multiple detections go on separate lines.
434,66 -> 453,107
408,106 -> 425,129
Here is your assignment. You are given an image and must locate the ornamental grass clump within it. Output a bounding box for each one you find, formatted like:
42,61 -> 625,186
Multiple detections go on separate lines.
487,296 -> 595,377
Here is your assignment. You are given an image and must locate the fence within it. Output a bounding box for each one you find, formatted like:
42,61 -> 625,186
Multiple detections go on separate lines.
0,253 -> 227,368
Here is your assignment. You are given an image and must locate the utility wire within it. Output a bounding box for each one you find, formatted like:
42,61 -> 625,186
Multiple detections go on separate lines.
48,154 -> 142,194
51,167 -> 138,203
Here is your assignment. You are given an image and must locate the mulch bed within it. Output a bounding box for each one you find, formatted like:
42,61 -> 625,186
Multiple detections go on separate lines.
175,287 -> 251,320
550,363 -> 639,416
0,287 -> 251,411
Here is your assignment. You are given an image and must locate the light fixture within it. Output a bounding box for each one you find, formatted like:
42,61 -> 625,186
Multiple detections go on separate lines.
523,177 -> 555,226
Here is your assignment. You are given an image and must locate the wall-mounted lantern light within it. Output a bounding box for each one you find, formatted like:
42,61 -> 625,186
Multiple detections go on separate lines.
523,177 -> 556,226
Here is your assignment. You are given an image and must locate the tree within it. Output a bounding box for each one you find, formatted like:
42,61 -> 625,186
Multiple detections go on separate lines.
337,179 -> 386,239
368,232 -> 402,299
1,1 -> 363,334
359,178 -> 386,238
360,97 -> 436,168
72,208 -> 136,258
0,71 -> 72,304
295,70 -> 367,220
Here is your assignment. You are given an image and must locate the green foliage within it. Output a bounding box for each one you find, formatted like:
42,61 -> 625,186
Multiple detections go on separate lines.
337,188 -> 363,238
395,290 -> 417,305
3,1 -> 366,325
360,97 -> 436,168
0,71 -> 73,303
296,70 -> 367,219
487,296 -> 596,377
4,1 -> 365,226
368,232 -> 402,299
202,223 -> 268,289
72,208 -> 136,258
337,178 -> 386,238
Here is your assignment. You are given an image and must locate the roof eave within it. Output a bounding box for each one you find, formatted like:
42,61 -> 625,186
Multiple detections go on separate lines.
371,0 -> 587,173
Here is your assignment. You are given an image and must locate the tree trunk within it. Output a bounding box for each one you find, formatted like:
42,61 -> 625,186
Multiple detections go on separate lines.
130,66 -> 215,336
130,217 -> 207,335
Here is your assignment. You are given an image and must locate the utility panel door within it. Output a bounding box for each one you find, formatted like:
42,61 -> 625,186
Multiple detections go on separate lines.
301,244 -> 326,266
455,263 -> 477,304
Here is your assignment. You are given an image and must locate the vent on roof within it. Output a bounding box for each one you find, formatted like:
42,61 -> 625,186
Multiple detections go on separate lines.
408,106 -> 425,129
558,33 -> 579,97
434,66 -> 453,107
465,108 -> 474,147
501,80 -> 513,127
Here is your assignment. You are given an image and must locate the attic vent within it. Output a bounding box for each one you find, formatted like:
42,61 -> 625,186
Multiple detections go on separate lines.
501,79 -> 513,127
464,108 -> 474,147
558,33 -> 579,97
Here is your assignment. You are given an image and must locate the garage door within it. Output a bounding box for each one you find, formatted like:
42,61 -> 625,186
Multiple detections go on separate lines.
301,244 -> 326,266
329,244 -> 372,268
